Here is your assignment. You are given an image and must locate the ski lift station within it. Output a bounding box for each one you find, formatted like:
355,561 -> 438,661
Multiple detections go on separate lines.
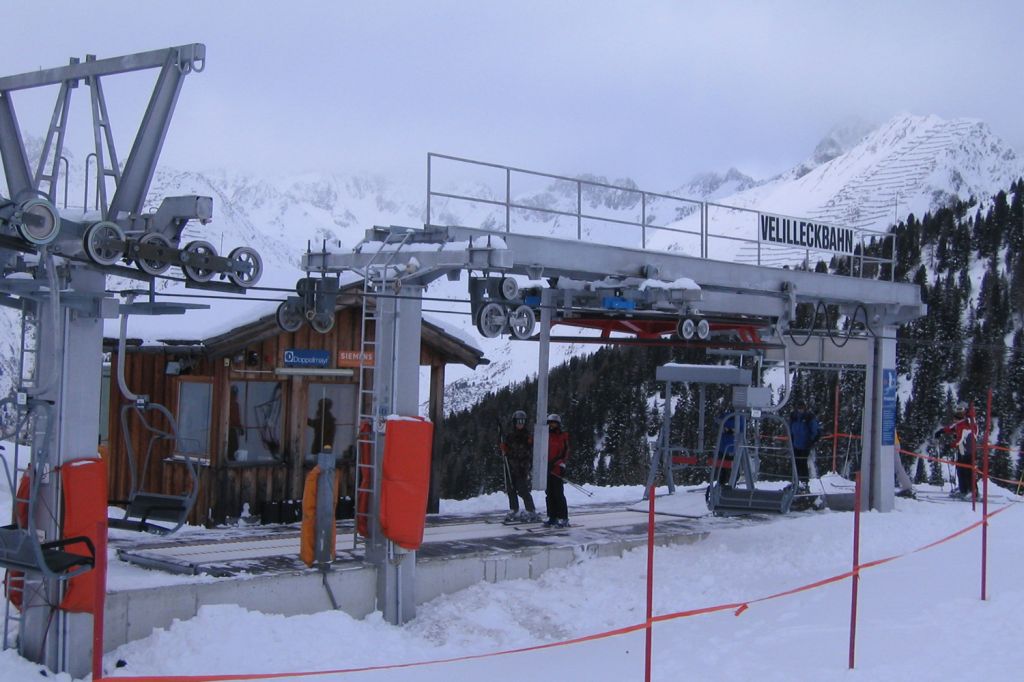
0,45 -> 925,677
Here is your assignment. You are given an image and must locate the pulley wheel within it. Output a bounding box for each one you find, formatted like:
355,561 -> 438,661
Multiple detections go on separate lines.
677,317 -> 696,340
476,302 -> 507,338
181,240 -> 217,283
310,312 -> 335,334
276,300 -> 304,333
134,233 -> 173,276
227,246 -> 263,287
14,198 -> 60,245
84,221 -> 125,266
500,276 -> 519,300
507,305 -> 536,340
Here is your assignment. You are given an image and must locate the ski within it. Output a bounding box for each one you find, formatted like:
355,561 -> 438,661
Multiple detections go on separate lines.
523,523 -> 579,532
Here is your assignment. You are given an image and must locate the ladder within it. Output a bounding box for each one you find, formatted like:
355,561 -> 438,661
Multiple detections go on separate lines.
1,290 -> 94,650
352,231 -> 414,550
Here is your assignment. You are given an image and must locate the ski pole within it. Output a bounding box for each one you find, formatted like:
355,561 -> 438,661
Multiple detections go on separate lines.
561,476 -> 594,497
495,418 -> 514,501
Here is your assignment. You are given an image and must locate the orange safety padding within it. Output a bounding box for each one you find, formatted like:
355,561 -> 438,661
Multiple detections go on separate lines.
378,417 -> 433,551
299,466 -> 339,567
356,420 -> 372,538
59,457 -> 107,612
4,458 -> 106,613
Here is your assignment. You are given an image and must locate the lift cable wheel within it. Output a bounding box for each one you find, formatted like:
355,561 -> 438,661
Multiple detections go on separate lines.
11,197 -> 61,246
276,298 -> 304,332
132,233 -> 174,276
180,239 -> 218,283
507,304 -> 536,340
476,301 -> 507,338
84,221 -> 125,266
226,246 -> 263,287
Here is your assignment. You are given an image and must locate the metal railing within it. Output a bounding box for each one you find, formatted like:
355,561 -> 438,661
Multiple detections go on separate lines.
426,153 -> 897,281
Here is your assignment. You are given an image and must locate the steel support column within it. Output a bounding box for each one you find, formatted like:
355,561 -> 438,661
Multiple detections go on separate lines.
20,266 -> 106,678
532,288 -> 554,491
862,325 -> 897,511
368,284 -> 422,625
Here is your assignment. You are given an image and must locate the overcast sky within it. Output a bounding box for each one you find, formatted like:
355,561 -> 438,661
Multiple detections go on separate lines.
3,1 -> 1022,190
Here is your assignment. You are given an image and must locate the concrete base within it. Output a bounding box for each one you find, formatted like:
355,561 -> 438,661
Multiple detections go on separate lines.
104,508 -> 709,652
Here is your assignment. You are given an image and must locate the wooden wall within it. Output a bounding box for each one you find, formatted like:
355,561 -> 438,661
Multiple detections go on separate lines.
106,307 -> 456,526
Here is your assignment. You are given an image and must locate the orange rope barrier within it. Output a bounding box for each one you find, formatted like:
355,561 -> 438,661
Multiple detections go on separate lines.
898,446 -> 1023,488
105,501 -> 1020,682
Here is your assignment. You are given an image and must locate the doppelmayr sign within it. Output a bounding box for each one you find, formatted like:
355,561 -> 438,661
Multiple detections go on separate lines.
759,212 -> 855,256
283,349 -> 330,368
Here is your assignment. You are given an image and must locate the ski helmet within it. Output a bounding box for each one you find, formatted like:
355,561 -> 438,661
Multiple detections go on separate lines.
512,409 -> 527,423
955,401 -> 967,414
546,413 -> 561,425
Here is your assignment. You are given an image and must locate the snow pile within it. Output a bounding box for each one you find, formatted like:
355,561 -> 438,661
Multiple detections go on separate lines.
5,445 -> 1024,681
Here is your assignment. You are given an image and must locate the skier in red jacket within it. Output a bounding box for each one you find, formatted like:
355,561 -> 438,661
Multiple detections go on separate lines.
934,402 -> 978,498
544,413 -> 570,527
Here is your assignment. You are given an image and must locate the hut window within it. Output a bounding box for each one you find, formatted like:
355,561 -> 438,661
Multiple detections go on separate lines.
176,379 -> 212,458
228,380 -> 284,463
304,383 -> 357,464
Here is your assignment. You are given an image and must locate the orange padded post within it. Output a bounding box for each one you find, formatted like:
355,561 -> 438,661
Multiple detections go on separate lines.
379,417 -> 433,550
59,458 -> 107,612
299,466 -> 339,567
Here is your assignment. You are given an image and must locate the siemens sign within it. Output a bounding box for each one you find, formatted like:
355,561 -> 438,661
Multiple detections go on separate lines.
759,213 -> 855,255
283,349 -> 330,368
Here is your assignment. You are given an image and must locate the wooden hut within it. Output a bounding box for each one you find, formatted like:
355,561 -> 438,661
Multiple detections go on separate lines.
102,285 -> 485,526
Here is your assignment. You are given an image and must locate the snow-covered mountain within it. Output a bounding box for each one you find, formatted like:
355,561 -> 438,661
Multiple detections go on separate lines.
1,113 -> 1021,411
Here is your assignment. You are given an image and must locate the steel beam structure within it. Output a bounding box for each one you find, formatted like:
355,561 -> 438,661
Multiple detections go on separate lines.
301,216 -> 926,624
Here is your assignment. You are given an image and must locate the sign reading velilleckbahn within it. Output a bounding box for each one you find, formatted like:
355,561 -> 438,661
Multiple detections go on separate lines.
759,212 -> 855,255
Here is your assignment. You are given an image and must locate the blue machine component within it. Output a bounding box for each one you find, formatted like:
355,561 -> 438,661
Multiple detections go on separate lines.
601,296 -> 635,310
524,294 -> 542,306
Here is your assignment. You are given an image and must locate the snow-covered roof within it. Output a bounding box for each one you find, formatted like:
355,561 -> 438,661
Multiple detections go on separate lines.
103,267 -> 483,361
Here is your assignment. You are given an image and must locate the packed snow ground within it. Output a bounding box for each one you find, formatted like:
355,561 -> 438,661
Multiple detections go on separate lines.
1,454 -> 1022,681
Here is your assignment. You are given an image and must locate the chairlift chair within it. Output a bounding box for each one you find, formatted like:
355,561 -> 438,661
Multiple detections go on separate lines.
0,404 -> 95,583
108,401 -> 199,535
707,410 -> 798,515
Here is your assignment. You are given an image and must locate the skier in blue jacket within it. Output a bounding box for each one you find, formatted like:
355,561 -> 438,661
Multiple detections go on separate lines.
789,401 -> 821,489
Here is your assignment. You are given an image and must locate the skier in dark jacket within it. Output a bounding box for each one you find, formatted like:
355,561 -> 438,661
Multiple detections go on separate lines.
500,410 -> 539,522
789,402 -> 821,488
935,402 -> 978,498
715,413 -> 740,487
544,413 -> 570,527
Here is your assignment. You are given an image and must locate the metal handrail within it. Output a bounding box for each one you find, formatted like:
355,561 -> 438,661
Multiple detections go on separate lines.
428,153 -> 898,281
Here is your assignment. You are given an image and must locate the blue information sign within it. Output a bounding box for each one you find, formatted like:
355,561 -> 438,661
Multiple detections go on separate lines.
283,349 -> 330,368
881,368 -> 897,446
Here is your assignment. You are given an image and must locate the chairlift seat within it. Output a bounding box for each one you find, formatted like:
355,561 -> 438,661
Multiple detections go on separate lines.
0,525 -> 95,575
109,493 -> 190,534
708,484 -> 796,515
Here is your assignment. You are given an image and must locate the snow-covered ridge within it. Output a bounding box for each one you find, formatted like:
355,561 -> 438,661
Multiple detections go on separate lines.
0,113 -> 1020,408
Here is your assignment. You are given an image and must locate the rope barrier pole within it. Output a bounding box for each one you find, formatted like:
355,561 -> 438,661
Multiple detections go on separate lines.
848,471 -> 861,670
971,402 -> 979,512
982,388 -> 992,601
832,380 -> 839,472
644,484 -> 656,682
